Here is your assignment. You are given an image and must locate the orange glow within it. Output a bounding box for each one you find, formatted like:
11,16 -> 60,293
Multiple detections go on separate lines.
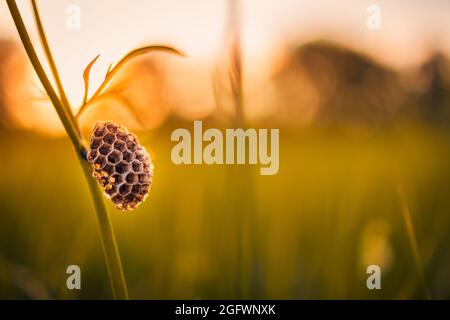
0,0 -> 449,134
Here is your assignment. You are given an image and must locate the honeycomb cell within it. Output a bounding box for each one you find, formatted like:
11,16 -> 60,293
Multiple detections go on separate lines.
94,155 -> 106,169
106,123 -> 118,133
132,161 -> 143,172
100,180 -> 109,188
103,164 -> 115,175
116,161 -> 129,174
103,133 -> 115,144
117,132 -> 128,141
143,162 -> 152,173
135,150 -> 147,162
124,194 -> 135,203
98,143 -> 112,155
94,124 -> 107,137
87,149 -> 97,162
138,173 -> 149,184
91,138 -> 102,149
126,173 -> 138,184
107,150 -> 122,164
111,195 -> 123,204
114,140 -> 126,152
119,183 -> 131,196
110,173 -> 123,184
126,140 -> 137,152
105,184 -> 117,197
123,150 -> 135,162
132,184 -> 141,194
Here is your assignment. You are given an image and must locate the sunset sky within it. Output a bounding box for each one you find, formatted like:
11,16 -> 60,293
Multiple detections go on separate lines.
1,0 -> 450,123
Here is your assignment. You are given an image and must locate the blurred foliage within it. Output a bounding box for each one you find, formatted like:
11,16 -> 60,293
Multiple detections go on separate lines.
0,122 -> 449,299
1,36 -> 450,299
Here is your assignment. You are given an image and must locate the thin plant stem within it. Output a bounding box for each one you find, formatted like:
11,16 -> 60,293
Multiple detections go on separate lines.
396,183 -> 431,299
30,0 -> 81,136
7,0 -> 129,299
79,159 -> 129,299
77,45 -> 184,118
227,0 -> 246,298
6,0 -> 82,153
228,0 -> 244,126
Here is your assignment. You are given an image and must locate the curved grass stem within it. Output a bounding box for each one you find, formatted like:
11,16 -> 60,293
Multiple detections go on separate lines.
30,0 -> 81,137
6,0 -> 82,152
7,0 -> 129,299
76,45 -> 184,119
80,159 -> 129,299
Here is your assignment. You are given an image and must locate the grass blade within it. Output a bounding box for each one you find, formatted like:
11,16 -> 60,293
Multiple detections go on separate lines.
82,54 -> 100,105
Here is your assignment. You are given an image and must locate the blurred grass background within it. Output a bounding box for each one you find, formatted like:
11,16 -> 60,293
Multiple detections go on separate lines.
1,0 -> 450,300
0,121 -> 449,299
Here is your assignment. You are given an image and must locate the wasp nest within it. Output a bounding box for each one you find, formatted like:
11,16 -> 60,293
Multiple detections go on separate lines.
87,121 -> 153,211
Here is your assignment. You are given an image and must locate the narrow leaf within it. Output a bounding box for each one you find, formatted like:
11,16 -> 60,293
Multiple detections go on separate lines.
90,45 -> 185,101
114,45 -> 185,70
105,63 -> 113,79
82,54 -> 100,105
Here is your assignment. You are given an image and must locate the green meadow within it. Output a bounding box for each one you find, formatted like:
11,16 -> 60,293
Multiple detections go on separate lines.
0,121 -> 448,299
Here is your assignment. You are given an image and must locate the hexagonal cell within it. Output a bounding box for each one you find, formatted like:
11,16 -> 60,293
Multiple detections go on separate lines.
117,131 -> 128,140
111,194 -> 123,205
110,173 -> 124,184
126,140 -> 137,152
115,161 -> 130,174
106,123 -> 118,133
123,150 -> 135,162
93,125 -> 107,137
90,137 -> 102,149
135,193 -> 145,201
143,163 -> 153,174
114,140 -> 126,152
107,149 -> 122,164
126,173 -> 138,184
129,133 -> 138,142
119,183 -> 131,196
124,194 -> 135,203
135,150 -> 147,162
105,184 -> 117,197
141,185 -> 150,193
103,133 -> 115,144
131,160 -> 143,172
131,184 -> 142,194
94,155 -> 107,169
87,149 -> 98,162
98,143 -> 112,155
138,173 -> 149,184
98,176 -> 109,187
103,164 -> 115,175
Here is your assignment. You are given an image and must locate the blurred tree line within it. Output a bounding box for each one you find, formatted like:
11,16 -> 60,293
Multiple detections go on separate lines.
1,39 -> 450,131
